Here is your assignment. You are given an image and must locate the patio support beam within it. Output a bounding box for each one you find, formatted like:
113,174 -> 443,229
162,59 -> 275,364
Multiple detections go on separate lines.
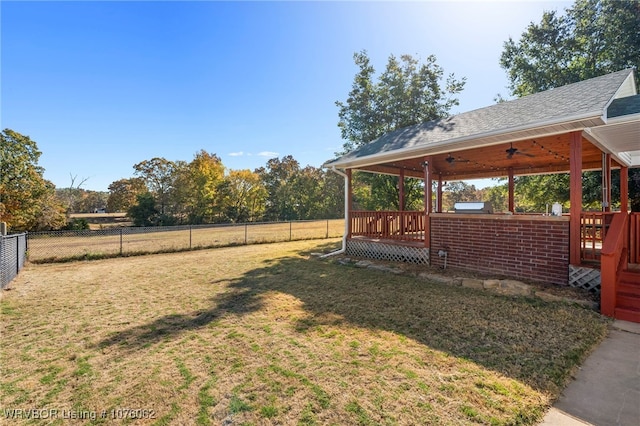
399,168 -> 405,211
508,167 -> 515,213
603,153 -> 612,212
621,166 -> 629,213
423,156 -> 433,249
569,131 -> 582,266
346,169 -> 353,238
437,174 -> 443,213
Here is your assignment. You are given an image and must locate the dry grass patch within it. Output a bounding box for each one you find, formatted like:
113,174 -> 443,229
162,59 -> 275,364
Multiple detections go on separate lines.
1,239 -> 608,425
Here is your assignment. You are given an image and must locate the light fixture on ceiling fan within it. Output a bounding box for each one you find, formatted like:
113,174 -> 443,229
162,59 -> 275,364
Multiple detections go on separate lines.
506,143 -> 535,159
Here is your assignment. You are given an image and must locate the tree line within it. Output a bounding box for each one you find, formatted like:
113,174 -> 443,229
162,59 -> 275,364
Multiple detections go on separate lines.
115,153 -> 344,226
2,0 -> 638,232
0,131 -> 345,232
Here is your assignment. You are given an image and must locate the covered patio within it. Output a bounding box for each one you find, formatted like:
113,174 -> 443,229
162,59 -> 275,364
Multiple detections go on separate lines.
326,69 -> 640,322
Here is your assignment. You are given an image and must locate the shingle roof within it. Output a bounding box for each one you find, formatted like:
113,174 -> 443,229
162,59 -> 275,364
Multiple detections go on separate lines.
329,69 -> 635,166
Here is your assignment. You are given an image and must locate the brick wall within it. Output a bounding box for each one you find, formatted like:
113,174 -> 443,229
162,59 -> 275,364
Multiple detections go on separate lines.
430,214 -> 569,285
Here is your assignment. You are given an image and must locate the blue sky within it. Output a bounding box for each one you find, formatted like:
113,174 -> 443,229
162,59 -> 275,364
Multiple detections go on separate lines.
1,0 -> 572,192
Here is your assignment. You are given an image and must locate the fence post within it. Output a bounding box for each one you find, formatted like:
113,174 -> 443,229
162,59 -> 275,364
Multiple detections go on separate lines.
16,235 -> 19,274
244,223 -> 248,245
189,225 -> 192,249
290,221 -> 292,241
120,228 -> 123,256
326,220 -> 329,238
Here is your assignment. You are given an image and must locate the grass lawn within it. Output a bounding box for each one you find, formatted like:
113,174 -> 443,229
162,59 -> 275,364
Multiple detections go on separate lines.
1,239 -> 609,425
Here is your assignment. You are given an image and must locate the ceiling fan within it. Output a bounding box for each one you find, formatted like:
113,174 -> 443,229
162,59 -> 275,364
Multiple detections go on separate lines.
506,143 -> 535,159
445,154 -> 469,166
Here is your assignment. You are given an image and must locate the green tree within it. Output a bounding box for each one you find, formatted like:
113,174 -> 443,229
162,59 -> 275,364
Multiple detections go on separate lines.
336,51 -> 465,209
257,156 -> 301,221
352,172 -> 424,211
107,178 -> 147,212
218,169 -> 267,223
184,150 -> 226,224
318,168 -> 345,219
128,192 -> 160,227
500,0 -> 640,97
133,157 -> 177,217
483,183 -> 508,213
0,129 -> 66,231
500,0 -> 640,211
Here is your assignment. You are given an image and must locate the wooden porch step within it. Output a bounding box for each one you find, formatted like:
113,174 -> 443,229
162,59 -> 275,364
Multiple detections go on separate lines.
615,270 -> 640,322
614,307 -> 640,323
618,270 -> 640,285
616,292 -> 640,310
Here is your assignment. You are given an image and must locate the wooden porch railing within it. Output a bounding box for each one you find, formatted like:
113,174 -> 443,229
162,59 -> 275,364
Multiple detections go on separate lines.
600,212 -> 629,317
580,212 -> 616,262
350,211 -> 425,242
630,212 -> 640,265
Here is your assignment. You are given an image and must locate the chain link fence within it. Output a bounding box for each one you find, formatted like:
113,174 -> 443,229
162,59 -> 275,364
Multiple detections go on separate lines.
1,233 -> 28,288
27,219 -> 345,263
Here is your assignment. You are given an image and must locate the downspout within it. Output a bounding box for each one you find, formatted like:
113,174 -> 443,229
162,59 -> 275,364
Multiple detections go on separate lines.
321,166 -> 349,258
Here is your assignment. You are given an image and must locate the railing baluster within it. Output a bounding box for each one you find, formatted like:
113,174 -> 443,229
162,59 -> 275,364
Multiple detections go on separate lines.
349,211 -> 426,243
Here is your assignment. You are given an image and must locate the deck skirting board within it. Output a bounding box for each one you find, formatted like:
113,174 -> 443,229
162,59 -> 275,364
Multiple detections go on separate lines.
346,239 -> 430,265
569,265 -> 601,294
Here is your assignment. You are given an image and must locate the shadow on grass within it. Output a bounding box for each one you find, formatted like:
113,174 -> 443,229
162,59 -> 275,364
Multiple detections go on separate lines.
95,241 -> 608,394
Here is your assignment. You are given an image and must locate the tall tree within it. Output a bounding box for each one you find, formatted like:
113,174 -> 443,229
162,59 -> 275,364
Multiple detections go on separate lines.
133,157 -> 177,217
187,150 -> 225,223
336,51 -> 465,210
107,178 -> 147,212
318,168 -> 345,219
500,0 -> 640,97
219,169 -> 267,223
0,129 -> 66,231
257,156 -> 301,221
128,192 -> 160,227
337,51 -> 465,153
500,0 -> 640,211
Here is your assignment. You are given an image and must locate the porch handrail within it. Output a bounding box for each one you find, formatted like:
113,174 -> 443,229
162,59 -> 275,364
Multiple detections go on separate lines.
350,210 -> 425,242
580,212 -> 616,262
630,213 -> 640,264
600,212 -> 629,317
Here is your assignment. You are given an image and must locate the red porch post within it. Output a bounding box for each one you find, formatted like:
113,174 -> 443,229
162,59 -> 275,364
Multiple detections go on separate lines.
346,169 -> 353,238
603,153 -> 612,212
621,166 -> 629,213
399,168 -> 405,211
423,157 -> 433,249
569,131 -> 583,265
508,167 -> 515,213
437,174 -> 443,213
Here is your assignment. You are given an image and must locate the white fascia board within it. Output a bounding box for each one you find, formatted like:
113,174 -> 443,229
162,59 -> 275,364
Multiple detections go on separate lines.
615,71 -> 638,99
329,112 -> 604,170
605,111 -> 640,125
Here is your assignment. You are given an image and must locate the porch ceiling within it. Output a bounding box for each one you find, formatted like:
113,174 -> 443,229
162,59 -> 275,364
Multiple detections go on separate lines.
356,133 -> 617,181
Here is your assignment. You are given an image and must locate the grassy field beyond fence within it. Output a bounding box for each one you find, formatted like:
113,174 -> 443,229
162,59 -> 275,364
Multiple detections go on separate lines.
27,219 -> 345,263
1,239 -> 609,425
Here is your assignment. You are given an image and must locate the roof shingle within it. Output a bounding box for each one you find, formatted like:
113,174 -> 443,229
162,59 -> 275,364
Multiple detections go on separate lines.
330,69 -> 635,165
